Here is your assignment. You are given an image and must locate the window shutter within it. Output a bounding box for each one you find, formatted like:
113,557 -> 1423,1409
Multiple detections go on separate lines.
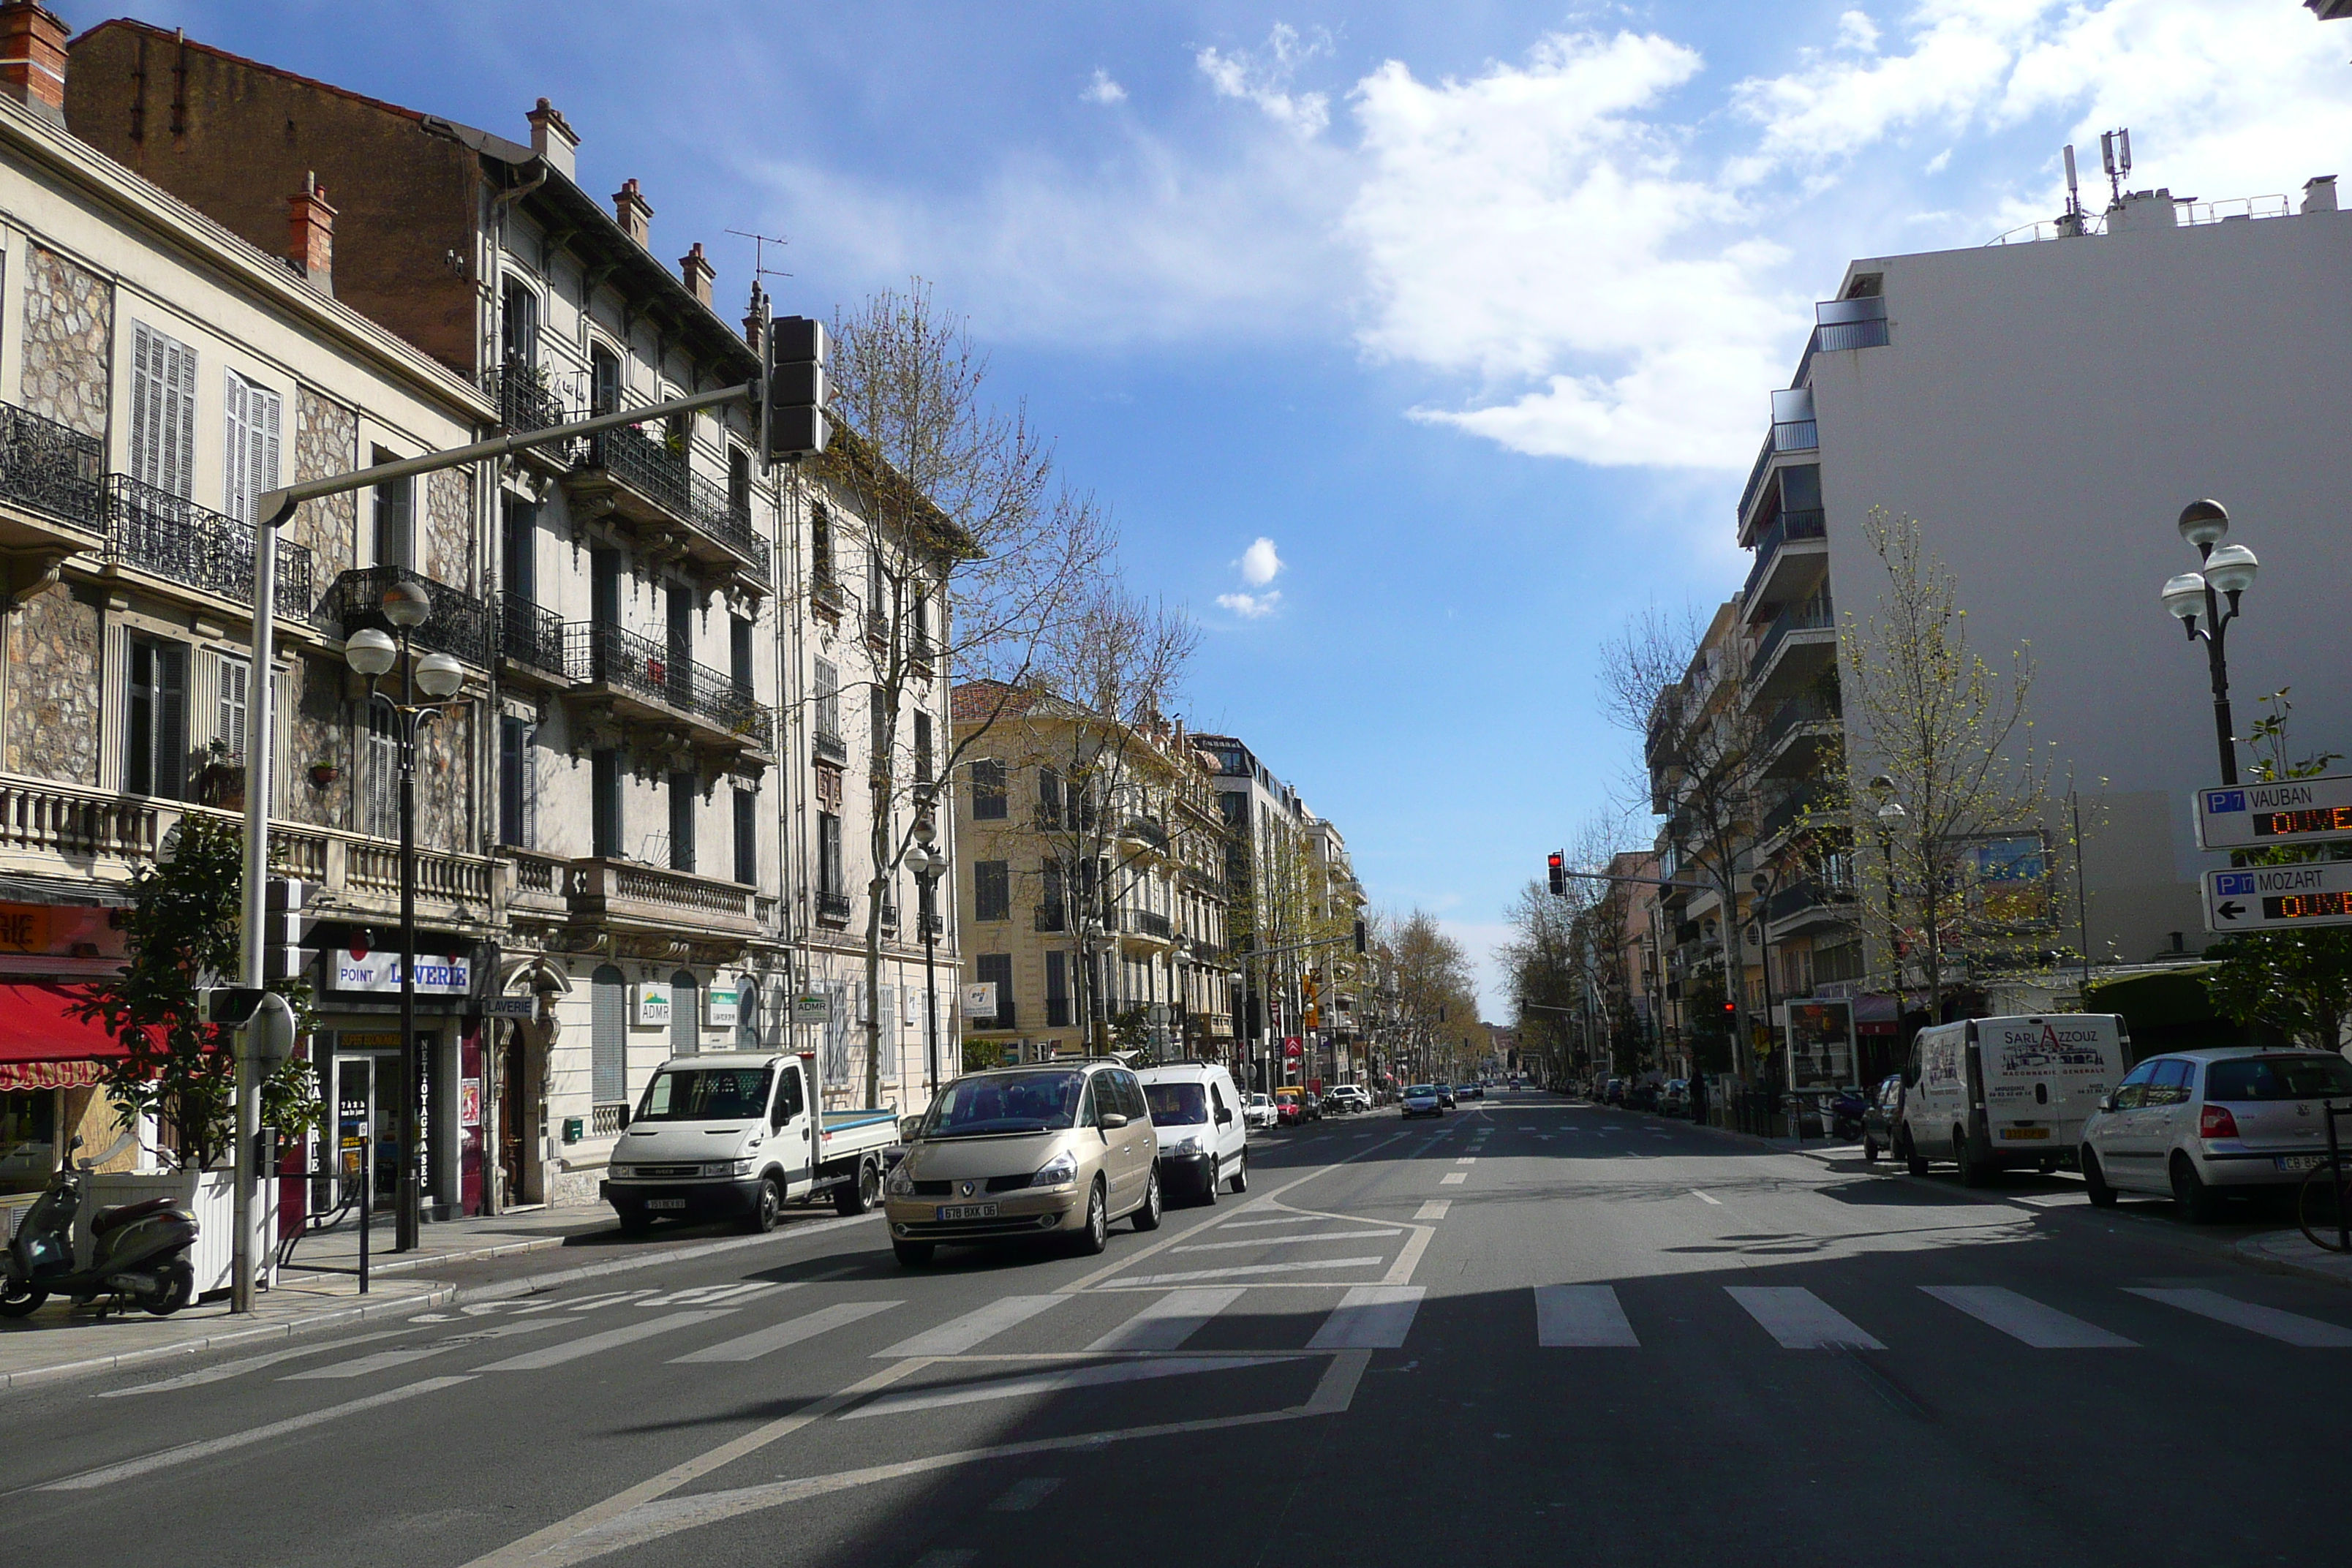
167,335 -> 196,499
130,325 -> 196,495
591,966 -> 627,1104
214,655 -> 249,757
155,644 -> 188,800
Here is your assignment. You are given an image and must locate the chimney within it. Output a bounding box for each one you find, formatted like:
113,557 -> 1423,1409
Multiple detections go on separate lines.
2303,175 -> 2339,214
527,97 -> 578,181
613,178 -> 653,248
0,2 -> 67,123
287,173 -> 336,295
742,280 -> 768,349
679,241 -> 715,306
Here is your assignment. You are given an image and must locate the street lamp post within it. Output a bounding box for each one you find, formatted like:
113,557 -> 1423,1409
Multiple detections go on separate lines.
1869,774 -> 1908,1029
905,812 -> 945,1104
344,581 -> 467,1254
1749,870 -> 1790,1139
2160,499 -> 2260,787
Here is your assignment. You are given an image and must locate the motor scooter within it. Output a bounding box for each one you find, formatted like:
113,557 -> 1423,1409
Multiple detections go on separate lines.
0,1135 -> 199,1318
1828,1090 -> 1869,1143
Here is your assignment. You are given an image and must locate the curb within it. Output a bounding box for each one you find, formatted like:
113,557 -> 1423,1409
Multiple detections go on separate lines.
2229,1236 -> 2352,1293
0,1209 -> 883,1396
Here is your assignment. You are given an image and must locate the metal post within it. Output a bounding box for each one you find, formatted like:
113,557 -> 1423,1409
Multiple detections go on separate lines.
920,870 -> 939,1100
2202,584 -> 2236,787
232,509 -> 280,1315
2329,1104 -> 2347,1256
396,641 -> 422,1253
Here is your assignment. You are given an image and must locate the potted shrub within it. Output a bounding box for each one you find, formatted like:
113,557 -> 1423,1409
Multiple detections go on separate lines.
194,737 -> 246,810
309,761 -> 342,787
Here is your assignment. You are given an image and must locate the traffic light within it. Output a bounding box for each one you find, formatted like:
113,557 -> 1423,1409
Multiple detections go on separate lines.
203,987 -> 268,1027
261,877 -> 309,985
1548,851 -> 1565,897
764,315 -> 829,461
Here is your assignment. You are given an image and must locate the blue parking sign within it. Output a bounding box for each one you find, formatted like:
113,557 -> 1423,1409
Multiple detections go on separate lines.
2206,790 -> 2246,814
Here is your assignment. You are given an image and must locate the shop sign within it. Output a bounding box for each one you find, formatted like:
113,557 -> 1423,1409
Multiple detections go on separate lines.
0,903 -> 50,953
331,949 -> 472,996
794,992 -> 834,1025
483,996 -> 536,1020
633,981 -> 672,1027
704,979 -> 741,1029
0,1058 -> 103,1092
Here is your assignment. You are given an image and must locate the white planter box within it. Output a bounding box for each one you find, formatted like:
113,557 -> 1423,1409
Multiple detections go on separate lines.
81,1168 -> 276,1297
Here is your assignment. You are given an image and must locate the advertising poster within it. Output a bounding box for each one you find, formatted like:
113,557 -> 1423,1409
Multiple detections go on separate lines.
1784,999 -> 1855,1090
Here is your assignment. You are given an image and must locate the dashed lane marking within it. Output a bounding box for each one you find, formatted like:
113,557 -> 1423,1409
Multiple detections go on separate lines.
1171,1229 -> 1403,1254
1440,1173 -> 1467,1186
671,1301 -> 905,1363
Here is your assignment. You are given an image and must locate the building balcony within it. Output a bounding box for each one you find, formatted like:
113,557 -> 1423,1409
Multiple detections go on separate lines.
1741,506 -> 1828,616
812,727 -> 848,766
494,592 -> 569,685
1760,691 -> 1842,777
0,401 -> 105,555
562,621 -> 776,761
484,363 -> 571,444
1765,875 -> 1858,943
1795,296 -> 1891,386
1123,815 -> 1170,853
817,890 -> 853,927
1131,910 -> 1173,940
563,422 -> 770,589
322,566 -> 497,671
564,856 -> 765,942
105,476 -> 314,624
1755,787 -> 1825,850
1746,591 -> 1836,706
878,901 -> 898,935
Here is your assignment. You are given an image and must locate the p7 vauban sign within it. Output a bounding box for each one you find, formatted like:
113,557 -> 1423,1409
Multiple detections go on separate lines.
2195,775 -> 2352,851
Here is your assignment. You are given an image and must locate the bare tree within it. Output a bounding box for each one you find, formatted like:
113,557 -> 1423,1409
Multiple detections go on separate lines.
816,282 -> 1113,1107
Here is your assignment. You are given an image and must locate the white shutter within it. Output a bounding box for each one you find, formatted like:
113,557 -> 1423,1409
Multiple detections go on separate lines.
129,324 -> 198,498
224,374 -> 284,524
214,654 -> 249,756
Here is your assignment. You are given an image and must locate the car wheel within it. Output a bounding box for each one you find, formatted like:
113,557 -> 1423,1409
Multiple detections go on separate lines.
2082,1147 -> 2119,1209
746,1173 -> 784,1233
1958,1128 -> 1992,1188
2171,1153 -> 2223,1224
1073,1179 -> 1109,1256
1900,1128 -> 1929,1178
834,1157 -> 879,1217
1133,1167 -> 1164,1232
1199,1159 -> 1219,1206
893,1240 -> 935,1267
1229,1147 -> 1250,1194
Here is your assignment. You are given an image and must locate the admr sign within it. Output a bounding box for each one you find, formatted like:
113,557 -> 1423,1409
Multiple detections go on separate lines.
2205,862 -> 2352,932
2196,775 -> 2352,850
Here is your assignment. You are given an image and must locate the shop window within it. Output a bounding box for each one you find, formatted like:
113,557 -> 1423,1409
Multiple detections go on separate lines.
671,970 -> 700,1058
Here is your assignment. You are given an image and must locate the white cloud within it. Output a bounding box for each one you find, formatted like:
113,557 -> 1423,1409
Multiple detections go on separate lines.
1082,69 -> 1127,106
1838,10 -> 1881,53
1239,536 -> 1282,586
1216,590 -> 1284,619
1197,23 -> 1334,138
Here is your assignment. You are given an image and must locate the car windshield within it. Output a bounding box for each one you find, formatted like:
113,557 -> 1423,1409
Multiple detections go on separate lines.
2205,1055 -> 2352,1101
1408,1085 -> 1435,1097
925,1071 -> 1086,1137
635,1065 -> 772,1123
1144,1082 -> 1209,1126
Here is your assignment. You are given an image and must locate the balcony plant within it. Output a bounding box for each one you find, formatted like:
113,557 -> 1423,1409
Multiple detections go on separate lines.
194,736 -> 246,810
309,761 -> 341,786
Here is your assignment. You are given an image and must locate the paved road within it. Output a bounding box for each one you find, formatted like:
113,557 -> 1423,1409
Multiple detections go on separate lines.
7,1091 -> 2350,1567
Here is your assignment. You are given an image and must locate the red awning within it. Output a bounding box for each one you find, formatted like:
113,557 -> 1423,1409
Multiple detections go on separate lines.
0,981 -> 128,1092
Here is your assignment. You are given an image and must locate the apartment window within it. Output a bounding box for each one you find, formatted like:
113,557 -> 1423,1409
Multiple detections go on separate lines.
975,860 -> 1009,921
814,659 -> 840,742
499,716 -> 532,849
867,539 -> 886,625
818,812 -> 844,899
810,505 -> 833,587
730,615 -> 753,696
913,712 -> 932,785
589,343 -> 621,417
912,588 -> 930,651
501,276 -> 540,368
590,965 -> 627,1105
870,691 -> 889,769
129,323 -> 197,499
124,638 -> 188,799
502,497 -> 537,606
728,445 -> 751,516
975,954 -> 1012,1025
372,448 -> 414,570
592,749 -> 622,859
1038,766 -> 1063,829
592,548 -> 622,626
361,704 -> 399,840
668,772 -> 697,873
214,655 -> 249,758
1046,950 -> 1070,1028
1041,859 -> 1066,927
733,786 -> 758,886
670,970 -> 700,1058
970,759 -> 1006,820
222,372 -> 282,524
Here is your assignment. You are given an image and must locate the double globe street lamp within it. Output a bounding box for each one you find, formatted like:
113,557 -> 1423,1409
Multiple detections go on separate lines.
344,578 -> 468,1253
2160,499 -> 2261,787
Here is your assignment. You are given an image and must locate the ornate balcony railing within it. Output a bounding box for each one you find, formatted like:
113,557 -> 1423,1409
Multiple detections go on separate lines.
486,362 -> 571,436
494,592 -> 566,676
321,566 -> 496,669
1132,911 -> 1173,939
576,423 -> 769,584
0,402 -> 104,535
817,890 -> 853,924
563,621 -> 776,753
107,477 -> 314,619
813,728 -> 848,766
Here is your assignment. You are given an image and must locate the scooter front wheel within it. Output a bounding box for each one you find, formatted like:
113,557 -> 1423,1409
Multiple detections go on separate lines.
137,1260 -> 193,1316
0,1277 -> 48,1317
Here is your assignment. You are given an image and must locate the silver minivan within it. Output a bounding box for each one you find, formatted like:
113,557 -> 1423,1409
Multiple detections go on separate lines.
2081,1047 -> 2352,1220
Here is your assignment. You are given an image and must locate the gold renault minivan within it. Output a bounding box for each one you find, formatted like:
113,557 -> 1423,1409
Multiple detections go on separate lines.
884,1060 -> 1163,1266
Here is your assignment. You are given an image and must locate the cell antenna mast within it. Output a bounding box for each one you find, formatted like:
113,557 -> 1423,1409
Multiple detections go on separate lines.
2099,128 -> 2131,204
726,227 -> 794,283
2060,143 -> 2087,236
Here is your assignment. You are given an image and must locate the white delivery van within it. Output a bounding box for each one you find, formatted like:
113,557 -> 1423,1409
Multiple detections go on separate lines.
1135,1062 -> 1251,1204
602,1051 -> 902,1232
1896,1014 -> 2127,1186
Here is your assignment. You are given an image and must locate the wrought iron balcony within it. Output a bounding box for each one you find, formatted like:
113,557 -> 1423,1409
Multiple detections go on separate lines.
107,476 -> 314,619
562,620 -> 776,754
813,727 -> 848,766
494,592 -> 567,678
1132,910 -> 1173,939
0,402 -> 104,537
878,900 -> 899,934
570,422 -> 770,585
485,361 -> 571,436
817,890 -> 853,924
322,566 -> 496,669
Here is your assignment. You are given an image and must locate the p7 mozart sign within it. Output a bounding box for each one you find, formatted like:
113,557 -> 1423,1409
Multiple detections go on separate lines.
2205,862 -> 2352,932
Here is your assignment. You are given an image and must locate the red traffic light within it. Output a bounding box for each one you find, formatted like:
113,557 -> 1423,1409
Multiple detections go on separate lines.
1547,851 -> 1566,897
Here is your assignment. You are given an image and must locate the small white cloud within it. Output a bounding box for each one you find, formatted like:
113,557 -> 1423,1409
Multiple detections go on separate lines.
1198,23 -> 1333,137
1924,147 -> 1952,174
1082,69 -> 1127,106
1216,590 -> 1284,619
1239,536 -> 1283,586
1837,10 -> 1880,53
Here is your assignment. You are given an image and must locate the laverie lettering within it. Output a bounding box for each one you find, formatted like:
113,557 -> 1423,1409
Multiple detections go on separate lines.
333,952 -> 472,995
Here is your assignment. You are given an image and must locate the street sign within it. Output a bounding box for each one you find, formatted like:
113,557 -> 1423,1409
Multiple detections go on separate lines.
1283,1036 -> 1303,1059
2204,862 -> 2352,932
794,992 -> 834,1025
483,996 -> 536,1020
2195,775 -> 2352,850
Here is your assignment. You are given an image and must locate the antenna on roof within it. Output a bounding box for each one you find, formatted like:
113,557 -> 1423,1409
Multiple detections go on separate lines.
2059,144 -> 2087,236
2100,127 -> 2132,204
726,228 -> 794,284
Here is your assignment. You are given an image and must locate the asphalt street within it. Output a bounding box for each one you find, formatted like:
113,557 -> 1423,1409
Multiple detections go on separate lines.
7,1090 -> 2350,1567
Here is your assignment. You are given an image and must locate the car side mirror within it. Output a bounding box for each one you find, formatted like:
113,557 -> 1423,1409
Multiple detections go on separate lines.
2099,1096 -> 2116,1114
1099,1112 -> 1128,1131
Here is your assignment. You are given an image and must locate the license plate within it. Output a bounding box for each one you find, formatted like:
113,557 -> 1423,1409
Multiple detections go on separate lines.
2277,1154 -> 2329,1172
1999,1127 -> 2051,1140
938,1202 -> 999,1221
646,1198 -> 688,1210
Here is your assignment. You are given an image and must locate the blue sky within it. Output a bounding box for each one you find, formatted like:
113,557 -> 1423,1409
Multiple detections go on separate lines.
94,1 -> 2352,1012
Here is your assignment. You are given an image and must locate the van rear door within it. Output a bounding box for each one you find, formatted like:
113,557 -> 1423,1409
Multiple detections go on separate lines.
1979,1016 -> 2121,1154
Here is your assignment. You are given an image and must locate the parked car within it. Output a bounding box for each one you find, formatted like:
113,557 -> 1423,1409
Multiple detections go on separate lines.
1325,1085 -> 1371,1115
1437,1085 -> 1458,1109
1899,1014 -> 2127,1184
1401,1083 -> 1445,1118
1303,1092 -> 1324,1121
1245,1093 -> 1279,1131
1603,1078 -> 1626,1106
1137,1063 -> 1252,1205
1860,1074 -> 1904,1162
1628,1082 -> 1659,1113
2081,1047 -> 2352,1220
1468,1083 -> 1486,1101
1274,1088 -> 1305,1126
1658,1080 -> 1689,1118
883,1059 -> 1163,1266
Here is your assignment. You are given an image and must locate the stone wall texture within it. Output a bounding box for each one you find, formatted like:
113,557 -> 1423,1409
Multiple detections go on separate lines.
292,389 -> 358,580
284,652 -> 346,830
20,246 -> 113,438
425,467 -> 472,591
415,709 -> 475,853
4,583 -> 101,783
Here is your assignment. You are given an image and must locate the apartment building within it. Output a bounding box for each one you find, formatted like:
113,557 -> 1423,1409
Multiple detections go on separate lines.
950,681 -> 1232,1063
0,11 -> 492,1210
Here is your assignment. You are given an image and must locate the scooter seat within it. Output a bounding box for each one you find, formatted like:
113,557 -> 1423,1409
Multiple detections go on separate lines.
92,1195 -> 182,1235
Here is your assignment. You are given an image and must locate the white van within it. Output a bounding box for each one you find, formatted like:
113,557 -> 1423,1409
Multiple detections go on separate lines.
1896,1014 -> 2127,1185
1135,1063 -> 1251,1205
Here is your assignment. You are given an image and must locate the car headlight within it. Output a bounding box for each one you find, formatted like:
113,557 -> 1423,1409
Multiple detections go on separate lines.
1166,1135 -> 1206,1157
696,1161 -> 745,1177
886,1166 -> 916,1196
1031,1150 -> 1079,1188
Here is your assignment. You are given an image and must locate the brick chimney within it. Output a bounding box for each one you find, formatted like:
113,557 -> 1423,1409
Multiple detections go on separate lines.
679,241 -> 715,306
613,178 -> 653,248
527,97 -> 578,181
287,173 -> 336,295
742,281 -> 768,349
0,2 -> 67,123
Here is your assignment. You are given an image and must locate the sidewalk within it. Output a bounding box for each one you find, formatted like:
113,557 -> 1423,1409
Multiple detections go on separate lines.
1,1200 -> 872,1393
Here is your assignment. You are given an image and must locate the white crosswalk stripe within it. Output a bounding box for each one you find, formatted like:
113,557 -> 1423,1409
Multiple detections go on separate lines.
1534,1284 -> 1640,1347
875,1294 -> 1068,1358
1920,1286 -> 2136,1349
1085,1287 -> 1245,1351
669,1300 -> 903,1363
284,1319 -> 564,1379
2125,1286 -> 2352,1347
1307,1286 -> 1425,1349
476,1310 -> 739,1371
1726,1286 -> 1885,1349
1172,1228 -> 1402,1254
